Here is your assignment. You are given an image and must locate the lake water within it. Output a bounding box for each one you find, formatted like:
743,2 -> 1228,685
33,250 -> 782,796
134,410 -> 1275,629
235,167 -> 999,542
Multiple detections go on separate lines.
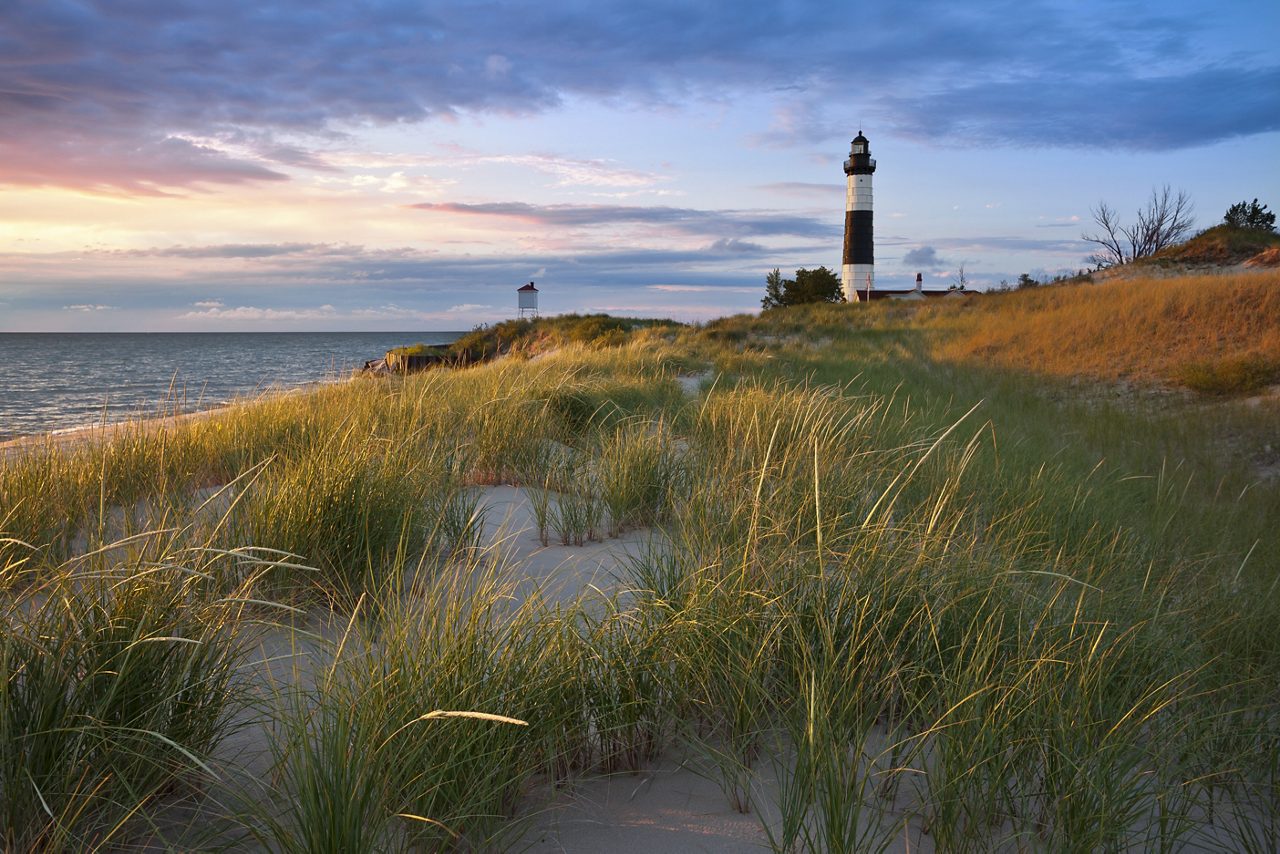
0,332 -> 463,441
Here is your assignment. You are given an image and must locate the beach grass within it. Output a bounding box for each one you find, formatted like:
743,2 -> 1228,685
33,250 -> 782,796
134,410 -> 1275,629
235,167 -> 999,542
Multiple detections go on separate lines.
0,542 -> 270,850
1,292 -> 1277,849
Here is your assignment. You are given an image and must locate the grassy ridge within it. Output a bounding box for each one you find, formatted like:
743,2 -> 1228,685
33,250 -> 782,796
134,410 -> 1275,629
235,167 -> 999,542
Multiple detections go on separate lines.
929,268 -> 1280,393
1,298 -> 1278,850
1151,223 -> 1280,267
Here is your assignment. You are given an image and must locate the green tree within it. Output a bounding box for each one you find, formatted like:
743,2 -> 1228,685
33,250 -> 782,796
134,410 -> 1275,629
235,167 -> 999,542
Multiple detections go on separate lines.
762,267 -> 786,310
1223,198 -> 1276,232
761,265 -> 844,310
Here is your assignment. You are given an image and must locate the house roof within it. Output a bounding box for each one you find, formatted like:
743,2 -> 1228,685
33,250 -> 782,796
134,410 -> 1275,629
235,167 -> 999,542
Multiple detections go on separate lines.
854,288 -> 974,302
517,283 -> 538,291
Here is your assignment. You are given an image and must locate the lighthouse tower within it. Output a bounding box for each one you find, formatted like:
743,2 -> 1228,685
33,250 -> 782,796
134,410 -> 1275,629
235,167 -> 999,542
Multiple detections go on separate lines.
841,131 -> 876,301
517,281 -> 539,318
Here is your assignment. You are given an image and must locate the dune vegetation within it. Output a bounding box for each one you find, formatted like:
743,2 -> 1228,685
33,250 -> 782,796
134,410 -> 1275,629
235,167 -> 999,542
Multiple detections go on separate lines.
928,267 -> 1280,395
1,278 -> 1278,851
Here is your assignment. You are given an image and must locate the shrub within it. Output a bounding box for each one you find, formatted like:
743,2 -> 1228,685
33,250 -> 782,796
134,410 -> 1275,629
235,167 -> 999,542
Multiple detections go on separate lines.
1223,198 -> 1276,232
386,343 -> 447,358
761,266 -> 844,310
1176,354 -> 1279,395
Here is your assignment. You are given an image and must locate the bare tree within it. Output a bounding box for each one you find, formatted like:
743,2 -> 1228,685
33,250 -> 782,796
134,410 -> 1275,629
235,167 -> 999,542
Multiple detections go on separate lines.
1083,185 -> 1195,267
1083,202 -> 1127,268
1132,185 -> 1195,256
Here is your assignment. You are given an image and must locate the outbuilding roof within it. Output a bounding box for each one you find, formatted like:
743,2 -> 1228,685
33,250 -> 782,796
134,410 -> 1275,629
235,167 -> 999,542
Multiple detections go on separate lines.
853,288 -> 974,302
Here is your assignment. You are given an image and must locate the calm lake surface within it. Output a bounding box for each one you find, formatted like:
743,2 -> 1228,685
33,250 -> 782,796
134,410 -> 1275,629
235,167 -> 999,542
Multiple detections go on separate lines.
0,332 -> 463,441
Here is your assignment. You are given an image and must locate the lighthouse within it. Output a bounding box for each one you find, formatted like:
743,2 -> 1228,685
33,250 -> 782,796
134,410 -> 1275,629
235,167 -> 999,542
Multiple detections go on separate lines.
517,281 -> 539,318
841,131 -> 876,301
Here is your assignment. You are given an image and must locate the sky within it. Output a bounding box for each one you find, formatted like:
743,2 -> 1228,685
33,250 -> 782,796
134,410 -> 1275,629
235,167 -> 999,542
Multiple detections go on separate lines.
1,0 -> 1278,331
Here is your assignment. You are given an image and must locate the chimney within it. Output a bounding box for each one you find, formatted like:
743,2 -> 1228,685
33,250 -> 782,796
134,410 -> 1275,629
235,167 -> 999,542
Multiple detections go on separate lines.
915,272 -> 923,293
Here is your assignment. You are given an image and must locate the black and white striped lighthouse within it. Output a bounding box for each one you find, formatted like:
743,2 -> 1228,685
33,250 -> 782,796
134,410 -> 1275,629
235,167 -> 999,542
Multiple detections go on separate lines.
841,131 -> 876,301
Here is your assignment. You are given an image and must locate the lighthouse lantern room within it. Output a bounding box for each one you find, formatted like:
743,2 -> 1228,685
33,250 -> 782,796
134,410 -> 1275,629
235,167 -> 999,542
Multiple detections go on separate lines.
841,131 -> 876,301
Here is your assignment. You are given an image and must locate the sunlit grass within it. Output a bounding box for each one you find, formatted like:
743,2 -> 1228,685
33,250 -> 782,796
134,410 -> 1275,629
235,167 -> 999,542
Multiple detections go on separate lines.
0,304 -> 1276,849
0,541 -> 273,850
929,267 -> 1280,391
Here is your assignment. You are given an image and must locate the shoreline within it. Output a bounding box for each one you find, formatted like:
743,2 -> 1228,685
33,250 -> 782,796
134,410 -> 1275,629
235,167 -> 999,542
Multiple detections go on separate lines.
0,377 -> 345,459
0,407 -> 222,458
0,329 -> 466,454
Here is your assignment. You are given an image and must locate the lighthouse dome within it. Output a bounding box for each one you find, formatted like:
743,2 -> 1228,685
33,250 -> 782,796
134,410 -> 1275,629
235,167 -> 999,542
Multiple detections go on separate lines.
844,131 -> 875,174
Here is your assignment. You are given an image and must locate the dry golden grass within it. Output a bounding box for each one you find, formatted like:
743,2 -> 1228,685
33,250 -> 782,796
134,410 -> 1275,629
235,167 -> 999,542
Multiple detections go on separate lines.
930,268 -> 1280,392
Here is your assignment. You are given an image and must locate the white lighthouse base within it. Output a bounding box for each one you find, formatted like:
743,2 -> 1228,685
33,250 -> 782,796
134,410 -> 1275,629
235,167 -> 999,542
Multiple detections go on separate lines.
845,264 -> 874,301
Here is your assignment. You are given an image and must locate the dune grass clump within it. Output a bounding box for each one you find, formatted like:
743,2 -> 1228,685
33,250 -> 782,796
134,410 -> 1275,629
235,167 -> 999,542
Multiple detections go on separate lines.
447,314 -> 683,363
1176,353 -> 1279,395
0,448 -> 88,574
676,492 -> 1185,849
422,484 -> 488,559
597,419 -> 680,537
248,567 -> 579,853
578,599 -> 671,774
550,476 -> 602,546
233,442 -> 432,604
0,545 -> 255,851
386,342 -> 450,360
545,374 -> 686,438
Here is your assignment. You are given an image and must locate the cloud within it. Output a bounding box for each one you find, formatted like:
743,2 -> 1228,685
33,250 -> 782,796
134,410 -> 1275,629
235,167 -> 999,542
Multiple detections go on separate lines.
927,236 -> 1083,255
511,155 -> 658,189
409,201 -> 834,240
126,243 -> 332,259
6,236 -> 788,325
164,299 -> 504,325
3,1 -> 1272,193
902,246 -> 947,268
887,65 -> 1280,151
0,212 -> 1139,329
485,54 -> 513,79
330,150 -> 661,190
647,284 -> 759,294
751,99 -> 846,148
706,238 -> 766,254
1035,215 -> 1082,228
0,134 -> 288,196
63,303 -> 117,312
757,182 -> 844,199
178,304 -> 338,321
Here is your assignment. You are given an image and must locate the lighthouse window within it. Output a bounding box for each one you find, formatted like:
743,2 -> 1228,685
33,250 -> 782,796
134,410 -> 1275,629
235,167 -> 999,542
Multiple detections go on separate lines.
853,143 -> 865,154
